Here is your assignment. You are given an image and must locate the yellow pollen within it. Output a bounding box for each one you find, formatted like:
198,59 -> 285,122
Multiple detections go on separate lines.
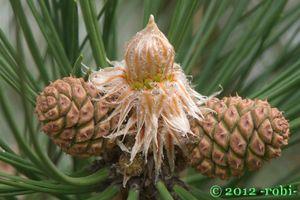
130,73 -> 174,90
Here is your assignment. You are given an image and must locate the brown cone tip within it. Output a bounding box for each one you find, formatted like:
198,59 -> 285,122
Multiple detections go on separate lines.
188,96 -> 289,180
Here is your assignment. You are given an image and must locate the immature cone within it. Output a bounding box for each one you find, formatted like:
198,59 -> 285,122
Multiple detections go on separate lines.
90,15 -> 207,181
189,96 -> 289,179
124,15 -> 175,84
35,77 -> 115,157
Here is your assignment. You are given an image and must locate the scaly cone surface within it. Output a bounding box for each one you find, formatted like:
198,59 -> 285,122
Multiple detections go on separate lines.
35,77 -> 116,157
188,96 -> 289,179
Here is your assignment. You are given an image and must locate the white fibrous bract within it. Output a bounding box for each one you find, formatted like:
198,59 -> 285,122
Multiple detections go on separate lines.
89,15 -> 209,182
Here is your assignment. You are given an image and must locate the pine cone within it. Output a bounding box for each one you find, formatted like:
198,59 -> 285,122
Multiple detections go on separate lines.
189,96 -> 289,179
35,77 -> 115,157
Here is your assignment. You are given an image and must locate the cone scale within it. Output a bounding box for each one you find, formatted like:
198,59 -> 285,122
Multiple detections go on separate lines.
188,96 -> 289,179
35,77 -> 115,157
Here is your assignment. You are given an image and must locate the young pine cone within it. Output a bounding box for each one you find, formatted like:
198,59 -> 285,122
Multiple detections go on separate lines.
189,96 -> 289,179
35,77 -> 115,157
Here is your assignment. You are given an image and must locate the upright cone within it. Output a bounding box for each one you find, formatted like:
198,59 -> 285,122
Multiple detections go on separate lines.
35,77 -> 115,157
124,15 -> 175,84
89,15 -> 208,181
189,96 -> 289,179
